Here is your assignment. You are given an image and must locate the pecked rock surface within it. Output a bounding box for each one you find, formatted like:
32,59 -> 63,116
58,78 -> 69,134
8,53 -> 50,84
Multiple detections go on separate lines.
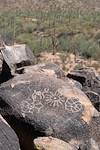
0,114 -> 20,150
0,70 -> 99,150
67,68 -> 100,111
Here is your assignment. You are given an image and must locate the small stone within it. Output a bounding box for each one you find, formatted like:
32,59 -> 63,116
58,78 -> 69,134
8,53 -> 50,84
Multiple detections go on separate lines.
34,137 -> 77,150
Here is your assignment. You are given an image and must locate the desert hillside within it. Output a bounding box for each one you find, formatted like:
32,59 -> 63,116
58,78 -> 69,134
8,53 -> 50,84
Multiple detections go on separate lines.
0,1 -> 100,150
0,0 -> 100,63
0,0 -> 100,10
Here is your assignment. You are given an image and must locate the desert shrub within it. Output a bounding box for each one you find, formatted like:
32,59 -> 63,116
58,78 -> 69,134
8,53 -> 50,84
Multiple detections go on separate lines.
74,35 -> 100,59
94,31 -> 100,40
23,23 -> 34,33
16,33 -> 53,54
58,36 -> 72,52
73,35 -> 90,53
40,37 -> 53,52
0,9 -> 100,60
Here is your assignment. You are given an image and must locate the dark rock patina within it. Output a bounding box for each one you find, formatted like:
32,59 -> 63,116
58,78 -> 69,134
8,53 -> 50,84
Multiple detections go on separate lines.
0,70 -> 98,150
67,68 -> 100,111
0,114 -> 20,150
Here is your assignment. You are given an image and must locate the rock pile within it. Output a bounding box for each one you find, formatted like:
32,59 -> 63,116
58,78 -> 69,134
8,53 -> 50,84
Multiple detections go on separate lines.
67,67 -> 100,112
0,46 -> 99,150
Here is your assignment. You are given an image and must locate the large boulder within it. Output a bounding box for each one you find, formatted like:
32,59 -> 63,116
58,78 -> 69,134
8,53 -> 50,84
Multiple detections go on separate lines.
85,91 -> 100,111
16,63 -> 65,78
67,68 -> 100,111
0,70 -> 99,150
1,44 -> 35,75
0,114 -> 20,150
67,68 -> 100,92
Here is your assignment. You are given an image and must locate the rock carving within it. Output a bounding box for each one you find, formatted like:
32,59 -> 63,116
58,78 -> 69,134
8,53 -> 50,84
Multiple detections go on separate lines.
20,88 -> 84,115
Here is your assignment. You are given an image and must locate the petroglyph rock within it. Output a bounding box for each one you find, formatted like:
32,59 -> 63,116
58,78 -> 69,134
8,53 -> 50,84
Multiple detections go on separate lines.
0,71 -> 99,149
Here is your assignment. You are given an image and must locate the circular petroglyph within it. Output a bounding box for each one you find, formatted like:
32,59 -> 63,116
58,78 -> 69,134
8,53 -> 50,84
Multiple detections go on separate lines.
65,97 -> 84,113
20,88 -> 84,115
44,90 -> 66,107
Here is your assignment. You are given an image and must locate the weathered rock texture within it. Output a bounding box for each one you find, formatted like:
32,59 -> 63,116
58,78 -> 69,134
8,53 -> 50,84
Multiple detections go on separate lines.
0,114 -> 20,150
1,44 -> 35,75
16,63 -> 65,78
90,117 -> 100,149
67,68 -> 100,111
0,70 -> 98,150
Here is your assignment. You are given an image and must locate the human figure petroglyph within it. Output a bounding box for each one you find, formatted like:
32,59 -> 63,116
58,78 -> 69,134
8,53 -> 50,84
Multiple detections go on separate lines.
20,88 -> 84,115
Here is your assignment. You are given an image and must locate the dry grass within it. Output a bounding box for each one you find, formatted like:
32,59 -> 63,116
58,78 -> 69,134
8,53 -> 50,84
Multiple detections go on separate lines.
37,52 -> 100,74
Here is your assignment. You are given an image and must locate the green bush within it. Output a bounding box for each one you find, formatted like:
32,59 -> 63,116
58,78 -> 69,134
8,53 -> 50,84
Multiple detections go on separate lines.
58,36 -> 72,52
94,31 -> 100,40
73,35 -> 100,59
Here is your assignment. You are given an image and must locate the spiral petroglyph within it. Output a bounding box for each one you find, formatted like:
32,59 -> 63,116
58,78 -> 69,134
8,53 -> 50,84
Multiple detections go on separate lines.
20,88 -> 84,115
